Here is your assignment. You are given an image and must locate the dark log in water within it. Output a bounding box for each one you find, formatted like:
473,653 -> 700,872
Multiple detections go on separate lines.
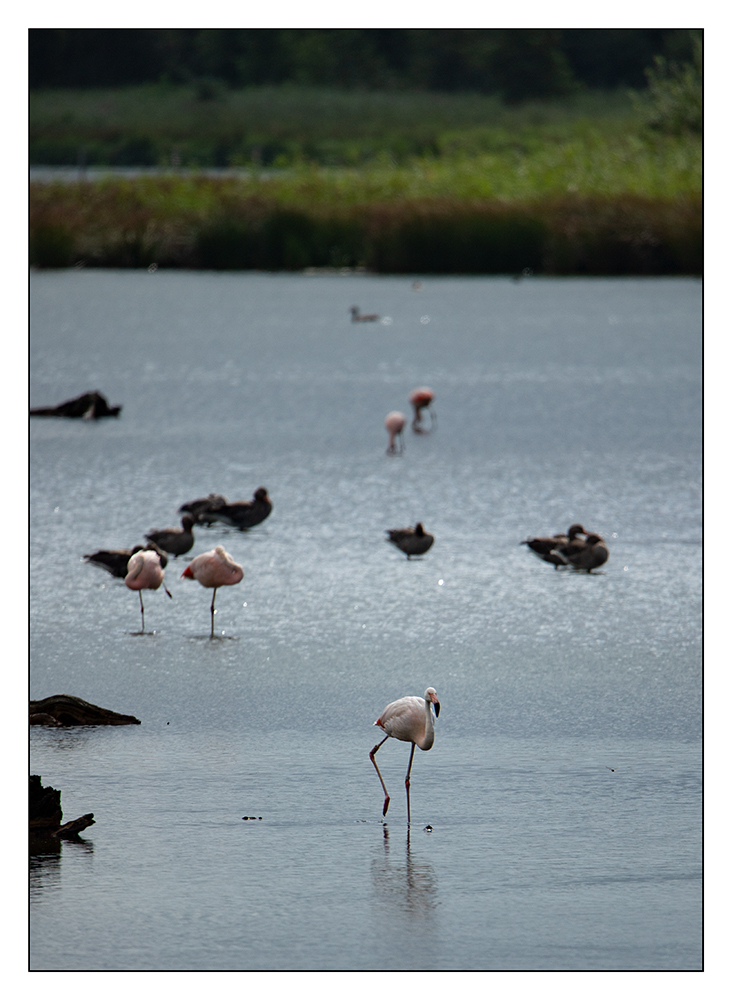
30,694 -> 141,726
30,775 -> 95,841
30,390 -> 121,419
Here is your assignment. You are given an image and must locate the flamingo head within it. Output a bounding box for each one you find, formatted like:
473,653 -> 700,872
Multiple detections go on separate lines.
426,687 -> 440,717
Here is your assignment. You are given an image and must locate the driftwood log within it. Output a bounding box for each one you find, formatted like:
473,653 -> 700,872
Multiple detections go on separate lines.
30,775 -> 95,841
30,390 -> 122,419
30,694 -> 141,727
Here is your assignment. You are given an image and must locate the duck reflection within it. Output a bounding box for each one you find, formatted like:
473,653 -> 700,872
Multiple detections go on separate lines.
371,824 -> 437,917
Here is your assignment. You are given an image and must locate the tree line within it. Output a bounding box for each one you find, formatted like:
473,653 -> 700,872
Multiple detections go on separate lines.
29,28 -> 700,101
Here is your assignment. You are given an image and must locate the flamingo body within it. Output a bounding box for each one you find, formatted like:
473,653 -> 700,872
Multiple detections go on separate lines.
124,549 -> 172,631
409,386 -> 435,431
370,687 -> 440,823
385,411 -> 406,454
181,545 -> 243,636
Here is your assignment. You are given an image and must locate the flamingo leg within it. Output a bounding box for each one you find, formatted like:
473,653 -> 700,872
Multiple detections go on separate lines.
138,591 -> 145,632
209,587 -> 218,638
370,735 -> 391,816
405,742 -> 416,826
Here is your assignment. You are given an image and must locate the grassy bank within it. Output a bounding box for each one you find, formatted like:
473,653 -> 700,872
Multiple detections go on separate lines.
30,175 -> 701,275
29,85 -> 701,275
31,84 -> 646,168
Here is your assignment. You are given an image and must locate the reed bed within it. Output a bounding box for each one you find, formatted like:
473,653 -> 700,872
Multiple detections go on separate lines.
30,174 -> 701,275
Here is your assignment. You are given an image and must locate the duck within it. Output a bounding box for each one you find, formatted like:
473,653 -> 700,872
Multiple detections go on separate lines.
557,533 -> 609,573
145,515 -> 195,557
178,493 -> 228,525
84,542 -> 168,578
203,487 -> 273,530
386,522 -> 434,559
350,306 -> 379,322
521,523 -> 586,570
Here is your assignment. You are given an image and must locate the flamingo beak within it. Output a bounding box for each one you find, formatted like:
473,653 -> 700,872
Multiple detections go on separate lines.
181,566 -> 193,579
433,699 -> 440,718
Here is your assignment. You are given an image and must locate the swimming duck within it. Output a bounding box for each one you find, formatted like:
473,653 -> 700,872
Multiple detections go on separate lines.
386,523 -> 434,559
84,542 -> 168,578
521,523 -> 586,569
204,487 -> 273,530
145,515 -> 195,557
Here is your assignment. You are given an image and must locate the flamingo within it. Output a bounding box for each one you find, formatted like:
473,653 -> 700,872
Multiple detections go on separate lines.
84,542 -> 168,578
521,523 -> 586,570
202,488 -> 272,530
386,522 -> 434,559
181,545 -> 244,637
350,306 -> 379,322
370,687 -> 440,824
145,515 -> 195,557
558,533 -> 609,573
409,387 -> 435,432
385,411 -> 406,454
124,549 -> 172,632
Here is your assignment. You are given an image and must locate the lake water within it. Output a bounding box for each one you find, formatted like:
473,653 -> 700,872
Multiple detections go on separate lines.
29,271 -> 702,971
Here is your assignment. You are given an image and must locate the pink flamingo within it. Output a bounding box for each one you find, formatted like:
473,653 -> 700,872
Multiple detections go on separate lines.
409,387 -> 435,432
124,549 -> 172,633
385,411 -> 406,454
370,687 -> 440,824
181,545 -> 244,637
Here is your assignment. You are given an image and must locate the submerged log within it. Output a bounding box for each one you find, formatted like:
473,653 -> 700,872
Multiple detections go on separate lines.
30,694 -> 141,726
30,775 -> 95,841
30,390 -> 122,419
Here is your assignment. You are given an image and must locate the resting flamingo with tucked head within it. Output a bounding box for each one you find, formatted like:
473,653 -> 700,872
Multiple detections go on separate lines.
124,549 -> 172,633
370,687 -> 440,824
385,411 -> 406,455
181,545 -> 243,637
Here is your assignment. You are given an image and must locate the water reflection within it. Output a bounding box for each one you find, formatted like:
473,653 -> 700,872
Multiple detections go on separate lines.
371,824 -> 437,918
30,837 -> 94,902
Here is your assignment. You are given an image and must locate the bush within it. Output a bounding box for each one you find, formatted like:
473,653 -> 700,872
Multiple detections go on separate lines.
632,34 -> 702,135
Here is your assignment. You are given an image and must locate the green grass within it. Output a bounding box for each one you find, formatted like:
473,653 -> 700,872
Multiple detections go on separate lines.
29,85 -> 701,274
31,83 -> 657,167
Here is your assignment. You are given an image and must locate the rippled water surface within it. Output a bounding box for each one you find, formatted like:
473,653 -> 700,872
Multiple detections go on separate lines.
30,272 -> 701,970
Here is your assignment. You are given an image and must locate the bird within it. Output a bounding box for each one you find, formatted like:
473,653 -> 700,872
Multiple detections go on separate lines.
202,488 -> 272,530
145,515 -> 195,557
385,411 -> 406,454
409,387 -> 435,432
558,533 -> 609,573
521,523 -> 587,570
386,523 -> 434,559
180,545 -> 244,637
370,687 -> 440,824
178,493 -> 228,525
350,306 -> 379,322
84,542 -> 168,578
124,549 -> 172,632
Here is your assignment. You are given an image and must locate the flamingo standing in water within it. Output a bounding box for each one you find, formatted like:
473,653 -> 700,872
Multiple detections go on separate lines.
181,545 -> 243,637
124,549 -> 172,632
385,411 -> 406,454
409,387 -> 435,432
370,687 -> 440,824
